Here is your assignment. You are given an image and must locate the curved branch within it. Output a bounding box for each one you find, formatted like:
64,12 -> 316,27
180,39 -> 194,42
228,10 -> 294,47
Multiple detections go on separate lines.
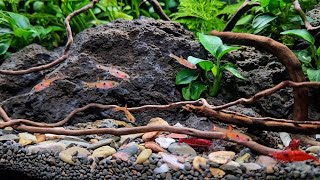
0,0 -> 99,75
214,81 -> 320,111
210,30 -> 308,121
224,0 -> 260,31
14,124 -> 279,155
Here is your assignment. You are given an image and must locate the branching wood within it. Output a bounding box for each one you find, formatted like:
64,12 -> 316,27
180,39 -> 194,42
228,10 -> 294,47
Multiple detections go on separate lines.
224,0 -> 260,31
210,30 -> 308,121
0,0 -> 99,75
293,0 -> 320,32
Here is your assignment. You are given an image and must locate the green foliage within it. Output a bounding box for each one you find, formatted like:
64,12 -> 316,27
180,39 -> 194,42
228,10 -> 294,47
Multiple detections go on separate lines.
0,0 -> 178,58
171,0 -> 244,33
234,0 -> 319,44
176,33 -> 246,100
281,29 -> 320,82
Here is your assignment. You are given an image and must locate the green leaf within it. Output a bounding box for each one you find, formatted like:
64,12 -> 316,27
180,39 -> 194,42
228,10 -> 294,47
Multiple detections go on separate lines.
307,69 -> 320,82
190,81 -> 207,100
281,29 -> 315,45
187,56 -> 214,71
317,47 -> 320,57
182,86 -> 191,100
216,45 -> 241,61
252,14 -> 276,29
224,63 -> 247,80
260,0 -> 270,7
293,50 -> 311,64
175,69 -> 198,85
114,12 -> 133,20
198,33 -> 223,57
0,40 -> 10,55
211,64 -> 218,77
236,15 -> 254,26
7,12 -> 31,29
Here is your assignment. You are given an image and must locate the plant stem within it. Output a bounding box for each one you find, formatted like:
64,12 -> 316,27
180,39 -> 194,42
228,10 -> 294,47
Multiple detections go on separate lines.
209,71 -> 222,96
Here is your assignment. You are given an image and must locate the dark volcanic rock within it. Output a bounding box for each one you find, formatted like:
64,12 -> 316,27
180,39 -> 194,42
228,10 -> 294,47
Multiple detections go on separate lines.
2,19 -> 206,124
0,44 -> 58,101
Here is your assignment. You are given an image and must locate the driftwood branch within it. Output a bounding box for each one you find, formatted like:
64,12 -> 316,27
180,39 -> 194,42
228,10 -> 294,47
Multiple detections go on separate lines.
147,0 -> 170,21
293,0 -> 320,32
224,0 -> 260,31
0,0 -> 99,75
210,30 -> 308,121
14,124 -> 279,155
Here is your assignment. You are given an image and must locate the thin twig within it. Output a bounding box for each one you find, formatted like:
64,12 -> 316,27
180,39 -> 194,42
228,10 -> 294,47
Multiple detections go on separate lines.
293,0 -> 320,31
0,0 -> 99,75
147,0 -> 171,21
210,30 -> 308,121
224,0 -> 260,31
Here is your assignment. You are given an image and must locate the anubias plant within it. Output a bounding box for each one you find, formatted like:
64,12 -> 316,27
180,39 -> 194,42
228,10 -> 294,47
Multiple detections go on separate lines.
281,29 -> 320,81
175,33 -> 246,100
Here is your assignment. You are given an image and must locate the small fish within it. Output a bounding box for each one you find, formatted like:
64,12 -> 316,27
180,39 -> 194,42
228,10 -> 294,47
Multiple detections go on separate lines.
178,138 -> 213,148
271,150 -> 319,162
114,104 -> 136,123
82,80 -> 119,89
285,139 -> 300,150
96,64 -> 130,81
169,53 -> 197,69
33,73 -> 62,92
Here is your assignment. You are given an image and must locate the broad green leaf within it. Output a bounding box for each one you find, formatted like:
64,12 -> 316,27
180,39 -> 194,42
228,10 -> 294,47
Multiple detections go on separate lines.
0,40 -> 10,55
199,33 -> 223,57
211,64 -> 218,77
175,69 -> 198,85
317,47 -> 320,57
307,69 -> 320,82
252,14 -> 276,29
281,29 -> 315,45
293,50 -> 311,64
260,0 -> 270,7
190,81 -> 207,100
224,63 -> 247,80
253,24 -> 270,34
236,15 -> 254,26
216,45 -> 241,61
114,12 -> 133,20
182,86 -> 191,100
7,12 -> 31,29
187,56 -> 214,72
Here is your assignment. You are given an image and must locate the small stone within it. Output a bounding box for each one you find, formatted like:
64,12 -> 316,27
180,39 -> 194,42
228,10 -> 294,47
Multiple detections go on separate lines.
119,133 -> 143,145
220,164 -> 242,174
305,146 -> 320,154
113,144 -> 139,161
192,156 -> 206,173
168,142 -> 197,156
154,163 -> 170,174
87,137 -> 120,150
208,151 -> 235,164
166,133 -> 188,139
210,168 -> 225,178
225,161 -> 240,167
92,146 -> 116,157
134,164 -> 144,171
28,141 -> 66,154
144,141 -> 165,152
59,140 -> 91,148
256,155 -> 276,174
59,146 -> 91,165
155,137 -> 175,149
235,153 -> 250,163
160,153 -> 185,170
241,163 -> 261,171
35,134 -> 46,143
18,133 -> 37,146
0,134 -> 18,141
142,117 -> 169,142
136,149 -> 152,164
184,162 -> 192,171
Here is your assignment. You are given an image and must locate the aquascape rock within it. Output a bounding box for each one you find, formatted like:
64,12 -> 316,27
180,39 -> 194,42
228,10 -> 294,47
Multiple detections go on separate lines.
1,19 -> 206,125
